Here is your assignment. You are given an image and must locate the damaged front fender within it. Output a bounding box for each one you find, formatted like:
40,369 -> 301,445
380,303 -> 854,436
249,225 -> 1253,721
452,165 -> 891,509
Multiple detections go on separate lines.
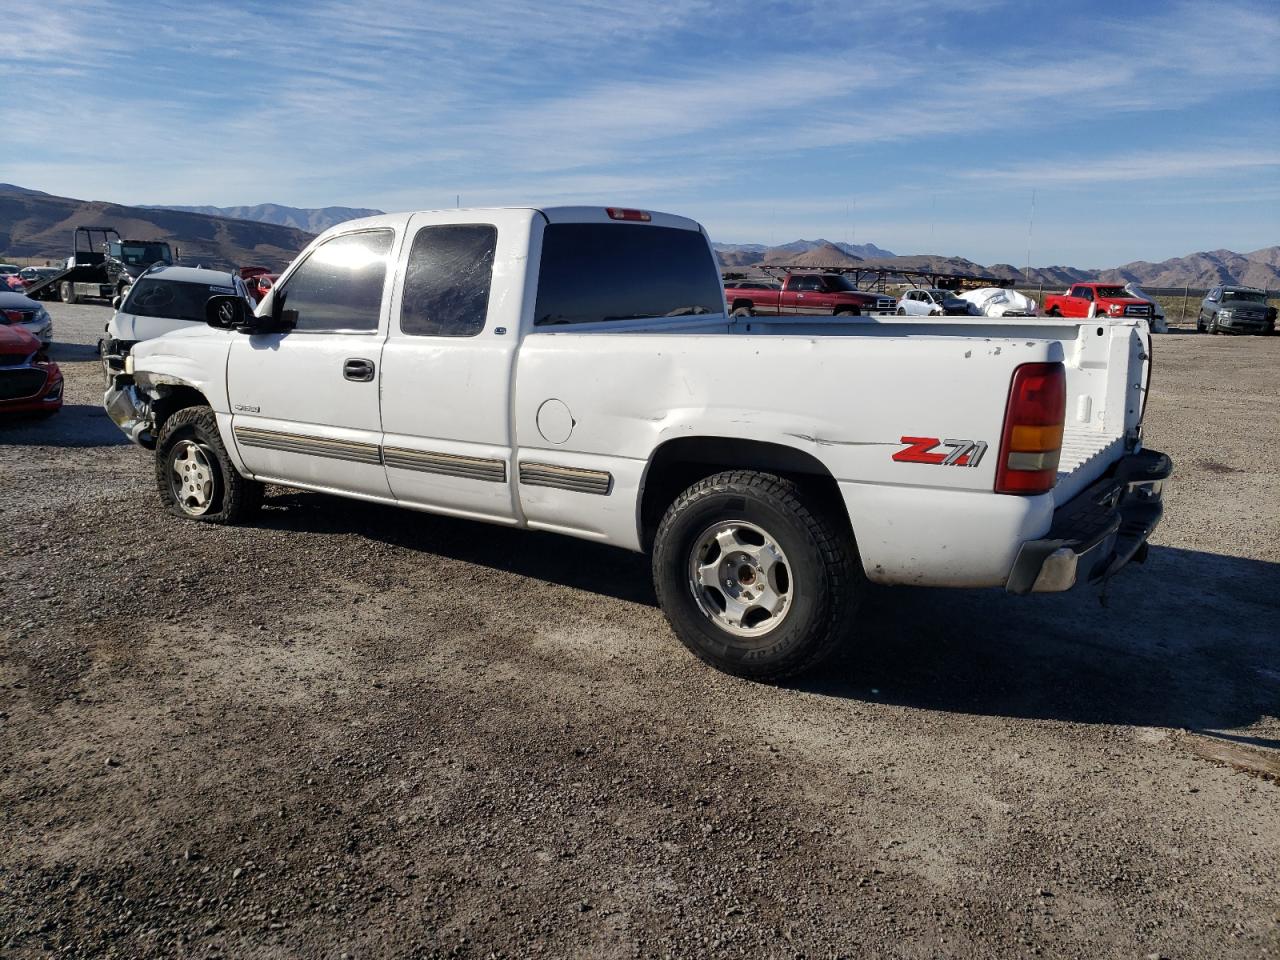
104,377 -> 156,448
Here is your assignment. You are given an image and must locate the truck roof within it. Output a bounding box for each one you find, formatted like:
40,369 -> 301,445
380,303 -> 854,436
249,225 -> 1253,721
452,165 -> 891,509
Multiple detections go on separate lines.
315,206 -> 703,240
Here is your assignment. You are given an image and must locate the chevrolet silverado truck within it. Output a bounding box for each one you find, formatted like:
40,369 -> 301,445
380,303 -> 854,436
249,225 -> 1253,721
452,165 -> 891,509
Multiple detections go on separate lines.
725,272 -> 895,317
104,206 -> 1170,680
1042,282 -> 1155,321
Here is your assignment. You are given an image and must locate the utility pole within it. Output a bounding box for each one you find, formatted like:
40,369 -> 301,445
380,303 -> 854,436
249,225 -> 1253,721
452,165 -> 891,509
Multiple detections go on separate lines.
1026,188 -> 1036,282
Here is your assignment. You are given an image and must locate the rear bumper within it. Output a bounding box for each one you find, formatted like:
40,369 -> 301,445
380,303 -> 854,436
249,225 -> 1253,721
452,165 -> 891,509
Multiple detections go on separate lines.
1006,448 -> 1172,594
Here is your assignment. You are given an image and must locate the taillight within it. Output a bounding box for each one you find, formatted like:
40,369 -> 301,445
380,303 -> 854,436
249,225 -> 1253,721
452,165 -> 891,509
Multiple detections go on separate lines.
995,362 -> 1066,495
605,207 -> 651,222
2,309 -> 25,322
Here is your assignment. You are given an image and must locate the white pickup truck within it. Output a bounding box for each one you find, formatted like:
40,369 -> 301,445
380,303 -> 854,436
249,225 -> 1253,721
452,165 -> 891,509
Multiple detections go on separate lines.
105,206 -> 1170,679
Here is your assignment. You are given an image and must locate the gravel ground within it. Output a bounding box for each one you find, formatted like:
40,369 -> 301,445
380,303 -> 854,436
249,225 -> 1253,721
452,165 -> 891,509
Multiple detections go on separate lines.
1,303 -> 1277,959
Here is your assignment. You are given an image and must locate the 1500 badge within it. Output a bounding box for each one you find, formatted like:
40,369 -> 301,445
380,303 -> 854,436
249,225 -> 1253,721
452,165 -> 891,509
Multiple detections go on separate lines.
893,436 -> 987,467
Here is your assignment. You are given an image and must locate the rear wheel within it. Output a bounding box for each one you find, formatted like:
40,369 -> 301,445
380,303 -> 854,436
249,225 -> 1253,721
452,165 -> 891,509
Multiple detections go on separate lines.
731,305 -> 753,318
60,282 -> 77,305
652,471 -> 861,680
896,307 -> 906,316
155,406 -> 262,524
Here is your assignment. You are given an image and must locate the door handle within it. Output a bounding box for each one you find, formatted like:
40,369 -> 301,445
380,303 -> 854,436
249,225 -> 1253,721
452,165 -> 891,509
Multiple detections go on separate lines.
343,358 -> 375,382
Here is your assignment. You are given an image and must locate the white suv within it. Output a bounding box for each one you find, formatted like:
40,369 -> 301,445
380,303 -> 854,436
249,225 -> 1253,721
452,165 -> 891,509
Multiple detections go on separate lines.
100,266 -> 252,378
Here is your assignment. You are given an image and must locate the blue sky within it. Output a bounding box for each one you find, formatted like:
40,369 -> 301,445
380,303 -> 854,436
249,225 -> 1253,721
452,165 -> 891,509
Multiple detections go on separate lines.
4,0 -> 1278,266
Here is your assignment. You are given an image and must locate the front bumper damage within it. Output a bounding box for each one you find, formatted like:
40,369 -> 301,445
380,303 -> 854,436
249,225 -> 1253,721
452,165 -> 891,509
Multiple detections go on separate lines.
104,376 -> 156,448
1006,448 -> 1172,594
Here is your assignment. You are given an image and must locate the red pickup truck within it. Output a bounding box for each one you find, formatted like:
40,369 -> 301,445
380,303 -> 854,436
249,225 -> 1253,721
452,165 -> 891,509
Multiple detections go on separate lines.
1042,283 -> 1155,320
724,273 -> 896,317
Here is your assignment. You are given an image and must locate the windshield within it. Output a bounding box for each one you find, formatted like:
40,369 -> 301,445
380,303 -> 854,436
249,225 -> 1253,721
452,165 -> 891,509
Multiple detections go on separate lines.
0,265 -> 18,275
123,277 -> 234,322
1095,286 -> 1129,298
1223,289 -> 1267,304
118,243 -> 172,266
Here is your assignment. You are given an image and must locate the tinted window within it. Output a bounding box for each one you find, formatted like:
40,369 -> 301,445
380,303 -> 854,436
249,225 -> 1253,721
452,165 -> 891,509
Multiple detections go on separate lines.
534,224 -> 722,326
124,277 -> 236,323
400,224 -> 496,337
792,276 -> 821,292
280,230 -> 393,333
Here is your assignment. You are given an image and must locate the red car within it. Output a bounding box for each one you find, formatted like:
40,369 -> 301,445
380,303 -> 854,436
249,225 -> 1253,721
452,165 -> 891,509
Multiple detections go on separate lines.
244,273 -> 277,303
0,324 -> 63,416
1042,282 -> 1155,320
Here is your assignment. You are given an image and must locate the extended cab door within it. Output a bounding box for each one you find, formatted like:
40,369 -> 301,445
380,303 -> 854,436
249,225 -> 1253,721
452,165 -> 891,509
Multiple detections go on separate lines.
226,227 -> 398,498
784,274 -> 824,314
377,210 -> 530,523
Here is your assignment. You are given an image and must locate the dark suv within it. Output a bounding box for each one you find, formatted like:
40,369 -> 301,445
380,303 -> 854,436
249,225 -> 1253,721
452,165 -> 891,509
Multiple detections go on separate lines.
1198,286 -> 1275,335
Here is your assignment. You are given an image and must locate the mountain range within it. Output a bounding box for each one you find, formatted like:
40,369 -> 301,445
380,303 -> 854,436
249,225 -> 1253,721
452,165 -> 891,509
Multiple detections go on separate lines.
1,183 -> 1274,289
0,184 -> 311,271
151,202 -> 384,234
714,239 -> 1280,290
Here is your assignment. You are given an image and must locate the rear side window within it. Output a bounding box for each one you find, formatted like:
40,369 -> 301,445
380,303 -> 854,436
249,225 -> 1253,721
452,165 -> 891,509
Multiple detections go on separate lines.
280,229 -> 393,333
534,224 -> 722,326
124,278 -> 234,323
400,224 -> 497,337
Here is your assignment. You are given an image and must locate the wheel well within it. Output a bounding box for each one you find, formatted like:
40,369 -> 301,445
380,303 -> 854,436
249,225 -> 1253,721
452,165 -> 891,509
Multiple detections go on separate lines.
152,385 -> 210,434
639,437 -> 850,551
730,299 -> 753,313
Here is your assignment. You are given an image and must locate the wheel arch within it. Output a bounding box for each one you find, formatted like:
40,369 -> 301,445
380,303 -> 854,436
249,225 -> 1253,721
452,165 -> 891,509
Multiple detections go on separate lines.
637,436 -> 853,552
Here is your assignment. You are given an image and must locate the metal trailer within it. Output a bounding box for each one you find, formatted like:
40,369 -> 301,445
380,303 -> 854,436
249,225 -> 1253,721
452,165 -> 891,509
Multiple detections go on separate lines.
22,227 -> 124,304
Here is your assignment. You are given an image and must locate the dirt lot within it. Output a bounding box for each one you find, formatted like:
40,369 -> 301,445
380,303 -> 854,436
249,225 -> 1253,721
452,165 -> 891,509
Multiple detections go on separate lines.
2,304 -> 1277,959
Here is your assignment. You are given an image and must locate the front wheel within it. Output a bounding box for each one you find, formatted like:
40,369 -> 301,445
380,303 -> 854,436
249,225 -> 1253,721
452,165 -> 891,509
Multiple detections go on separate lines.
652,471 -> 861,680
896,307 -> 906,316
155,406 -> 262,523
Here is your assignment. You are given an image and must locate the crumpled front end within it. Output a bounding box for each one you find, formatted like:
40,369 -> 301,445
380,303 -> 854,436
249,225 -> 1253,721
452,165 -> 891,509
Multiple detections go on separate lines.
104,373 -> 156,447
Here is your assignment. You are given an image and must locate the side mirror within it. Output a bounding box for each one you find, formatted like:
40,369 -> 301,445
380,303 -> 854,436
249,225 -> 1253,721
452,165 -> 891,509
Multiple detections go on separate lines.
206,295 -> 253,331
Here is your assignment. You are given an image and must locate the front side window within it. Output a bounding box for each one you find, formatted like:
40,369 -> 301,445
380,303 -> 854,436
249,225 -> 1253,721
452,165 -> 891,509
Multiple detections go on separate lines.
280,229 -> 393,333
533,224 -> 722,326
792,276 -> 821,292
400,224 -> 497,337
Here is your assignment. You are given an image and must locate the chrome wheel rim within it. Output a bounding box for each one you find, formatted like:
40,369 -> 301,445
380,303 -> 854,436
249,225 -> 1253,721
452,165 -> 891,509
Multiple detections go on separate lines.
169,440 -> 217,516
688,520 -> 793,637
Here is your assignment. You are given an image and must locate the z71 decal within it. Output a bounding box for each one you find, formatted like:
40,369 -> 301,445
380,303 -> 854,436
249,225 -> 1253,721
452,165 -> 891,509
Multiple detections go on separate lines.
893,436 -> 987,468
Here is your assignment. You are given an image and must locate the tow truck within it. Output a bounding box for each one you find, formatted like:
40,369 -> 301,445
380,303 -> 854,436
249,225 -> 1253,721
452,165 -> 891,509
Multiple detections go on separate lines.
23,228 -> 174,304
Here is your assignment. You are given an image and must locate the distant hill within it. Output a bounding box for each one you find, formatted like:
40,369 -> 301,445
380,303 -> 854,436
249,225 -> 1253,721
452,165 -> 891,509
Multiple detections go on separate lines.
762,241 -> 863,268
716,231 -> 1280,290
715,238 -> 894,267
152,202 -> 384,234
0,184 -> 313,271
1097,248 -> 1280,289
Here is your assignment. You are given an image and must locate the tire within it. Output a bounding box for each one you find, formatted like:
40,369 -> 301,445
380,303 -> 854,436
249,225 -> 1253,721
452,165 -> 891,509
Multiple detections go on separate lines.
834,307 -> 859,318
1196,312 -> 1205,333
896,307 -> 906,316
154,405 -> 262,524
60,282 -> 77,305
652,470 -> 861,680
1209,314 -> 1219,334
731,305 -> 753,318
1047,307 -> 1062,317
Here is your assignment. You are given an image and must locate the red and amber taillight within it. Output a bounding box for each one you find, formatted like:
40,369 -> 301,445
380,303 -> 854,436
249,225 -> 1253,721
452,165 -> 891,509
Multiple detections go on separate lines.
995,362 -> 1066,495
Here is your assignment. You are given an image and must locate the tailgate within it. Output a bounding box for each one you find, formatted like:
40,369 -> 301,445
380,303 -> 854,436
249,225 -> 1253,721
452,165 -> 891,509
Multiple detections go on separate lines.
1053,318 -> 1151,503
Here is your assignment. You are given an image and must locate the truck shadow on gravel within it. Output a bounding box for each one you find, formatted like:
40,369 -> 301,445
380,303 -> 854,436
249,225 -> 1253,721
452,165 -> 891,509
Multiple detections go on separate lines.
808,545 -> 1280,741
258,491 -> 1277,739
0,404 -> 128,447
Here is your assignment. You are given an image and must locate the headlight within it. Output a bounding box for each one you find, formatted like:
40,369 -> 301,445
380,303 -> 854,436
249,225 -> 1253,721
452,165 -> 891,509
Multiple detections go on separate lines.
1218,309 -> 1233,318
